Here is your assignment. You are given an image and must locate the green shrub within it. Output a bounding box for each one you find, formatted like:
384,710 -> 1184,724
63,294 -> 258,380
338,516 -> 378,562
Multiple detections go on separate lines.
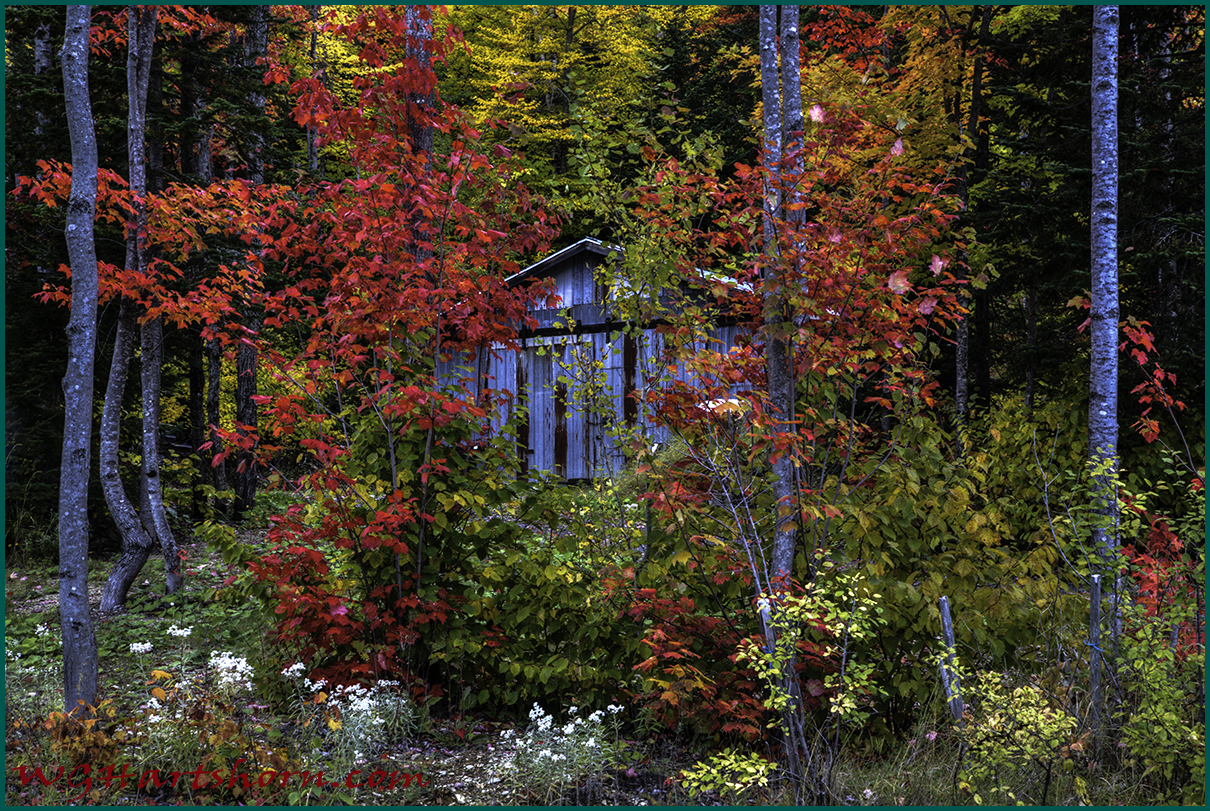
831,408 -> 1080,742
679,747 -> 775,804
1115,601 -> 1205,805
958,669 -> 1085,805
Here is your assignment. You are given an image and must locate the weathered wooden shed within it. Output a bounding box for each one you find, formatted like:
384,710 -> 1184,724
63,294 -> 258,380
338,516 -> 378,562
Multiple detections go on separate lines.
451,237 -> 746,481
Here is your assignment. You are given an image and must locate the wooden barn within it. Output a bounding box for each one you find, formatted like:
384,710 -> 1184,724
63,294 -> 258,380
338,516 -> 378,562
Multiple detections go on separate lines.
447,237 -> 747,481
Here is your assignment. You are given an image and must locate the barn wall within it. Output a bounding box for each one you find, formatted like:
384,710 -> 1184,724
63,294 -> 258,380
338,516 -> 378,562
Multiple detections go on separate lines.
441,240 -> 753,481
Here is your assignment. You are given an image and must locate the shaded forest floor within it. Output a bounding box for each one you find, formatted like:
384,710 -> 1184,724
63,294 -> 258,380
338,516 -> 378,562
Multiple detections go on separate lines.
5,523 -> 1194,806
4,531 -> 734,806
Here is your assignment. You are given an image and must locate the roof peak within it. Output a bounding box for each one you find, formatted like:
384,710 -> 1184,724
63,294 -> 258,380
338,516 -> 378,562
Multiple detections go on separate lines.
507,237 -> 621,286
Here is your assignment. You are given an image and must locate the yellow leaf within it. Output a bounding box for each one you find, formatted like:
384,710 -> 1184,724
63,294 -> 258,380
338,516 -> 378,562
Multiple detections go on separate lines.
671,549 -> 692,566
151,686 -> 168,702
150,670 -> 173,681
327,717 -> 342,731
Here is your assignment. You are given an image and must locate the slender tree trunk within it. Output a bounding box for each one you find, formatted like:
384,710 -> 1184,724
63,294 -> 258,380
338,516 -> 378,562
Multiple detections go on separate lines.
189,333 -> 205,519
99,303 -> 158,613
760,6 -> 815,800
233,333 -> 260,516
955,300 -> 971,453
189,15 -> 213,184
34,16 -> 53,138
207,337 -> 229,495
551,6 -> 576,176
1023,282 -> 1038,411
1089,4 -> 1121,645
184,32 -> 225,502
953,6 -> 991,458
773,4 -> 803,587
233,5 -> 269,518
99,4 -> 178,609
758,8 -> 784,660
405,5 -> 435,159
759,5 -> 798,595
307,4 -> 322,175
59,3 -> 100,715
142,314 -> 182,592
127,5 -> 181,593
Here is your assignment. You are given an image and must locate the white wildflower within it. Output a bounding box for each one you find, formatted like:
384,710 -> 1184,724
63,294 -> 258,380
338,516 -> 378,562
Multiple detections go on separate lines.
130,642 -> 154,655
209,651 -> 253,694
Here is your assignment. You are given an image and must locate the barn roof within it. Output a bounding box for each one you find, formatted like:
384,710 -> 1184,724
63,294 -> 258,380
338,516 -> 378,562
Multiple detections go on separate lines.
506,236 -> 753,296
506,237 -> 619,287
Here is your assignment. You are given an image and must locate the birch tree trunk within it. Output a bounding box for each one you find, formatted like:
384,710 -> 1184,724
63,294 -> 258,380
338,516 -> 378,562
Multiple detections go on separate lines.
760,6 -> 817,800
1089,5 -> 1121,637
99,5 -> 176,611
129,5 -> 181,593
405,5 -> 435,161
58,3 -> 100,715
99,302 -> 158,613
757,4 -> 784,658
34,15 -> 53,138
142,313 -> 182,593
772,4 -> 803,588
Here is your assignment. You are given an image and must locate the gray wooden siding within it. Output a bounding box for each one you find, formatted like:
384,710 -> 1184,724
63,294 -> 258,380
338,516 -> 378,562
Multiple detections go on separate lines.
440,239 -> 751,480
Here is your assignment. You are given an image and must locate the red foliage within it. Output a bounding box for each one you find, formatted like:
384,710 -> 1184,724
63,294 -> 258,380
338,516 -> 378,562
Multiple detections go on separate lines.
11,9 -> 559,695
1122,505 -> 1202,660
606,553 -> 767,740
603,547 -> 840,742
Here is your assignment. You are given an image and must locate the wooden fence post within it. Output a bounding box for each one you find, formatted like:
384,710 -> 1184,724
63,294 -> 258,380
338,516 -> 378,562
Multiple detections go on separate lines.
938,596 -> 964,726
1089,574 -> 1102,738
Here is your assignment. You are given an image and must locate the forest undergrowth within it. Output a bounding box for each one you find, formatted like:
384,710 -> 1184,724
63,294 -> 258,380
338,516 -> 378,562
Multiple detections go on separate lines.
5,463 -> 1203,807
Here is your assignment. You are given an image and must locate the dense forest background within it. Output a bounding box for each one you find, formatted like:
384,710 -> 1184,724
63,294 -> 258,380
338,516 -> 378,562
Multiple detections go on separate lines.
6,5 -> 1203,537
2,5 -> 1204,806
